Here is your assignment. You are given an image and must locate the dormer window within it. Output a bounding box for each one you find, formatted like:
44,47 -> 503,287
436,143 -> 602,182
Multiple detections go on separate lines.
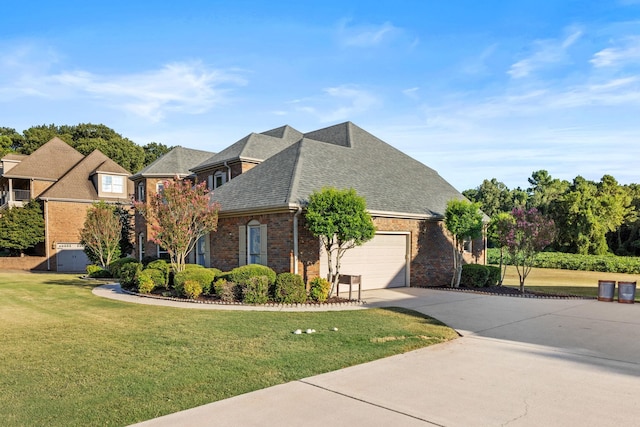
214,171 -> 226,188
101,175 -> 124,194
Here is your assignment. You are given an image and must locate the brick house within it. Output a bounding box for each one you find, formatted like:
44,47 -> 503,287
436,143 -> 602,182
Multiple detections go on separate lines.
181,122 -> 484,289
0,137 -> 132,271
130,146 -> 214,263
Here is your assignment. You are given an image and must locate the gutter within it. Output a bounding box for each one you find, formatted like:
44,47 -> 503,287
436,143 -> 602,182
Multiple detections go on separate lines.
293,205 -> 302,274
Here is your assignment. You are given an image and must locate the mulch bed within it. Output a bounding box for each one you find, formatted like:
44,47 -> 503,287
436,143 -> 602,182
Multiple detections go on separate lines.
423,285 -> 596,300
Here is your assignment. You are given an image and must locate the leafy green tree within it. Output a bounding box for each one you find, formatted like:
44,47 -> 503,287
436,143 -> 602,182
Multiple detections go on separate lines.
142,142 -> 173,167
305,187 -> 376,296
487,212 -> 515,285
134,179 -> 219,273
444,199 -> 484,287
0,201 -> 45,256
527,170 -> 569,214
501,207 -> 556,293
80,202 -> 122,268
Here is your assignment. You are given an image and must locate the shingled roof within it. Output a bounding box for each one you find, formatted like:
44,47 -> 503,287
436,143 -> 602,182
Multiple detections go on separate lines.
191,125 -> 303,172
40,150 -> 131,201
209,122 -> 465,218
3,137 -> 84,181
131,146 -> 215,179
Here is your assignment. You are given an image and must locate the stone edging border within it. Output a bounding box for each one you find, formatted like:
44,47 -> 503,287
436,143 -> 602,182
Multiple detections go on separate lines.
422,286 -> 596,300
120,288 -> 367,307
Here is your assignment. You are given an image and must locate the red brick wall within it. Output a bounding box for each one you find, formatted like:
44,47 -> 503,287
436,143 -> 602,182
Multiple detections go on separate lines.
208,212 -> 485,287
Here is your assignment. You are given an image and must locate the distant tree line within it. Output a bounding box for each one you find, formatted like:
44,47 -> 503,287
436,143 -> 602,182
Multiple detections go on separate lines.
463,170 -> 640,256
0,123 -> 173,173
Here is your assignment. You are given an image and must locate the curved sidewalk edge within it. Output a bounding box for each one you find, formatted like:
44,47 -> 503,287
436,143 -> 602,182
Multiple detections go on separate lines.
92,284 -> 371,312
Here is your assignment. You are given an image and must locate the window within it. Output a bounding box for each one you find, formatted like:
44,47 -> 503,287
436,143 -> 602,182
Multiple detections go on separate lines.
138,233 -> 145,261
156,182 -> 165,194
248,223 -> 261,264
157,245 -> 169,260
102,175 -> 124,193
137,182 -> 145,201
239,220 -> 267,266
214,171 -> 226,189
463,238 -> 473,253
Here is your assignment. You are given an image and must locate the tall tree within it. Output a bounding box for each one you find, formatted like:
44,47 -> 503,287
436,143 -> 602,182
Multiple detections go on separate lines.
80,202 -> 123,268
444,199 -> 484,288
0,201 -> 45,256
142,142 -> 173,167
305,187 -> 376,296
503,207 -> 556,293
134,179 -> 219,273
527,170 -> 569,215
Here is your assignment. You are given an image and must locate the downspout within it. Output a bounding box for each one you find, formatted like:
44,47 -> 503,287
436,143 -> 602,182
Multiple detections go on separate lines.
224,161 -> 231,182
44,200 -> 50,271
293,206 -> 302,274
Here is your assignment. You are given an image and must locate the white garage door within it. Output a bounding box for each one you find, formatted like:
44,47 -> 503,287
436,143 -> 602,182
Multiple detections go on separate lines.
321,233 -> 409,290
56,243 -> 91,272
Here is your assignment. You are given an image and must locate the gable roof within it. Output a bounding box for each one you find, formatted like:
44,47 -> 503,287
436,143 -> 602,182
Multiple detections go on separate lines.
130,146 -> 215,180
2,137 -> 84,181
210,122 -> 466,219
40,150 -> 131,201
191,125 -> 303,172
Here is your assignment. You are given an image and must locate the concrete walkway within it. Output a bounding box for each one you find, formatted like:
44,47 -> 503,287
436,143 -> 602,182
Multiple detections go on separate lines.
94,285 -> 640,426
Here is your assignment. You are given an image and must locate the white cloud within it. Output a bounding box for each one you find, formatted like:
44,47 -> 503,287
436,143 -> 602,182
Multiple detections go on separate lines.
0,45 -> 246,122
337,20 -> 400,47
590,36 -> 640,68
508,27 -> 583,78
294,85 -> 380,122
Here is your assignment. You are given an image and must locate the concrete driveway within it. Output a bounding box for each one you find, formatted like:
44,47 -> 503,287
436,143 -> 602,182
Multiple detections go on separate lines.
127,288 -> 640,427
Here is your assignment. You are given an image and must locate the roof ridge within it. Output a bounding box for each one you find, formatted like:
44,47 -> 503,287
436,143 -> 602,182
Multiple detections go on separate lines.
285,141 -> 304,205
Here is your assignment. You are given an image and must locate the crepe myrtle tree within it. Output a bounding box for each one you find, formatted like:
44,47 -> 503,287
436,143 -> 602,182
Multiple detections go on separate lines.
134,178 -> 220,273
444,199 -> 484,288
503,207 -> 556,293
488,212 -> 516,286
305,187 -> 375,296
80,201 -> 123,268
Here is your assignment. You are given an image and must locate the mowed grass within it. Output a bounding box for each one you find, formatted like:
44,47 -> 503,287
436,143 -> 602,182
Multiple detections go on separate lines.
0,272 -> 457,427
501,265 -> 640,300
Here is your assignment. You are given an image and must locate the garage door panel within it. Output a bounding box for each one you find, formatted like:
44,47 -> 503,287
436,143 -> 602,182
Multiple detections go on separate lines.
321,233 -> 408,290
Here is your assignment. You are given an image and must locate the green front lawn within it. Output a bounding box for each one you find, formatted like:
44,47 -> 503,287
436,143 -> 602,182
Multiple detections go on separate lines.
0,272 -> 457,427
501,265 -> 640,301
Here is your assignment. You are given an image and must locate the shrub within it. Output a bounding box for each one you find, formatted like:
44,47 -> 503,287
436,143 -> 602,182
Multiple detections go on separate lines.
242,275 -> 270,304
87,265 -> 112,278
145,259 -> 170,288
181,280 -> 203,299
184,264 -> 205,271
308,277 -> 331,302
174,268 -> 216,296
143,268 -> 166,289
228,265 -> 277,287
140,255 -> 159,266
486,265 -> 501,286
136,271 -> 155,294
213,278 -> 239,302
119,262 -> 142,290
460,264 -> 490,288
109,257 -> 139,278
274,273 -> 307,304
208,268 -> 223,280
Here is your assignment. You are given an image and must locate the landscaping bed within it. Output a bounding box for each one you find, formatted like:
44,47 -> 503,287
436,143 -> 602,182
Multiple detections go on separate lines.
425,285 -> 596,299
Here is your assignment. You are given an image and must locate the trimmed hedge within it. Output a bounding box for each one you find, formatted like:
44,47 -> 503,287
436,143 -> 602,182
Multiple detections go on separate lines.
487,248 -> 640,274
308,277 -> 331,302
213,278 -> 240,302
460,264 -> 501,288
136,271 -> 155,294
274,273 -> 306,304
228,265 -> 277,287
119,262 -> 142,290
109,257 -> 139,278
86,265 -> 112,278
242,276 -> 270,304
143,268 -> 166,289
173,268 -> 216,296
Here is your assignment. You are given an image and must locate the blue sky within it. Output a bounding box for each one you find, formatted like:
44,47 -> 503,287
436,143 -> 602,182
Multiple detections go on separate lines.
2,1 -> 640,190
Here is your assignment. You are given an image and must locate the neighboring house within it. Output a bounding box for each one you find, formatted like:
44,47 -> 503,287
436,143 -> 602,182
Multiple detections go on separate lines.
186,121 -> 484,289
130,146 -> 215,263
0,137 -> 132,272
